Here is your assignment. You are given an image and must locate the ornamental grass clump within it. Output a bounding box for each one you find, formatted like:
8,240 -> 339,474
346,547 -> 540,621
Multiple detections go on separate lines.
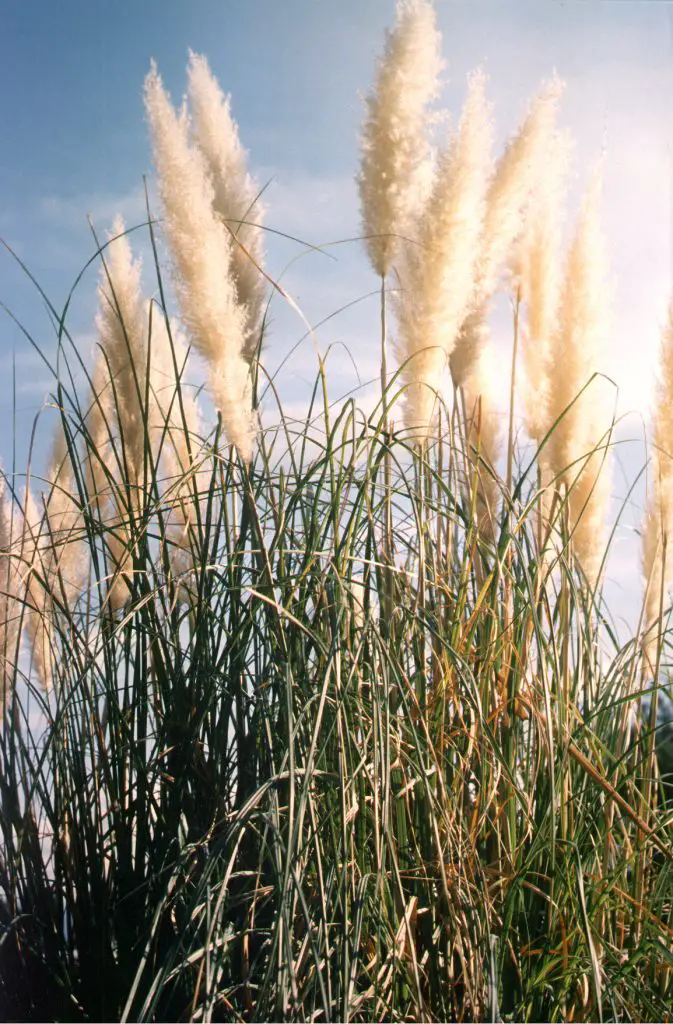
1,9 -> 673,1023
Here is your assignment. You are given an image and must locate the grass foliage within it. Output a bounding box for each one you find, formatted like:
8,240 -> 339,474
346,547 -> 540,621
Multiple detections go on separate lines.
2,9 -> 673,1019
0,264 -> 672,1021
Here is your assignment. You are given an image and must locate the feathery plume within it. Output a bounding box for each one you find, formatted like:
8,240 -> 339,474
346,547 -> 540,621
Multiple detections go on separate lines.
187,51 -> 267,364
23,429 -> 89,688
150,313 -> 209,591
357,0 -> 443,278
451,77 -> 564,387
481,77 -> 564,293
643,299 -> 673,660
545,169 -> 611,585
462,338 -> 503,538
515,131 -> 572,445
394,69 -> 493,438
0,474 -> 21,719
21,488 -> 51,689
84,345 -> 115,505
144,61 -> 254,460
80,342 -> 135,608
96,216 -> 150,488
95,220 -> 156,608
449,306 -> 490,400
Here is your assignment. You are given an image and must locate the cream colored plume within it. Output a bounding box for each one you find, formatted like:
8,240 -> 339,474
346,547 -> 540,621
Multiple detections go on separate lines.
84,344 -> 115,506
393,69 -> 493,438
0,474 -> 22,719
481,77 -> 564,293
545,170 -> 611,586
357,0 -> 443,278
462,337 -> 503,539
451,77 -> 564,388
516,130 -> 572,446
21,489 -> 51,689
150,314 -> 209,592
95,220 -> 156,608
187,51 -> 267,363
22,430 -> 89,690
144,61 -> 254,460
642,299 -> 673,663
449,306 -> 490,399
96,216 -> 150,488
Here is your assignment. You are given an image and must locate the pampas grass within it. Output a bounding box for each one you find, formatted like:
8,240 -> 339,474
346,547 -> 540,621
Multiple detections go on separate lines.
2,12 -> 673,1023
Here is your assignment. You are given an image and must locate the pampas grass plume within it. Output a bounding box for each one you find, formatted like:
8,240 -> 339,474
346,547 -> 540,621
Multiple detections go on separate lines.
187,51 -> 267,363
643,298 -> 673,653
516,130 -> 572,446
462,338 -> 502,538
357,0 -> 443,278
394,68 -> 493,438
480,76 -> 564,294
546,168 -> 611,585
144,61 -> 254,460
96,216 -> 149,487
0,474 -> 21,717
450,77 -> 564,388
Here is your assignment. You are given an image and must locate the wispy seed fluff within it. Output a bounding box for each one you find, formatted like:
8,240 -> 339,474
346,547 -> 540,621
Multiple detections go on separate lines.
450,77 -> 564,388
642,299 -> 673,658
95,219 -> 157,607
187,51 -> 267,363
546,171 -> 612,585
462,336 -> 502,539
357,0 -> 443,277
0,474 -> 21,719
394,70 -> 493,438
96,216 -> 151,488
150,315 -> 209,590
515,131 -> 572,446
144,62 -> 254,461
23,432 -> 88,690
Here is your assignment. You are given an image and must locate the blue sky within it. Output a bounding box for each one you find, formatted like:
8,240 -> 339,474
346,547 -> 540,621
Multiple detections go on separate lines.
1,0 -> 672,631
